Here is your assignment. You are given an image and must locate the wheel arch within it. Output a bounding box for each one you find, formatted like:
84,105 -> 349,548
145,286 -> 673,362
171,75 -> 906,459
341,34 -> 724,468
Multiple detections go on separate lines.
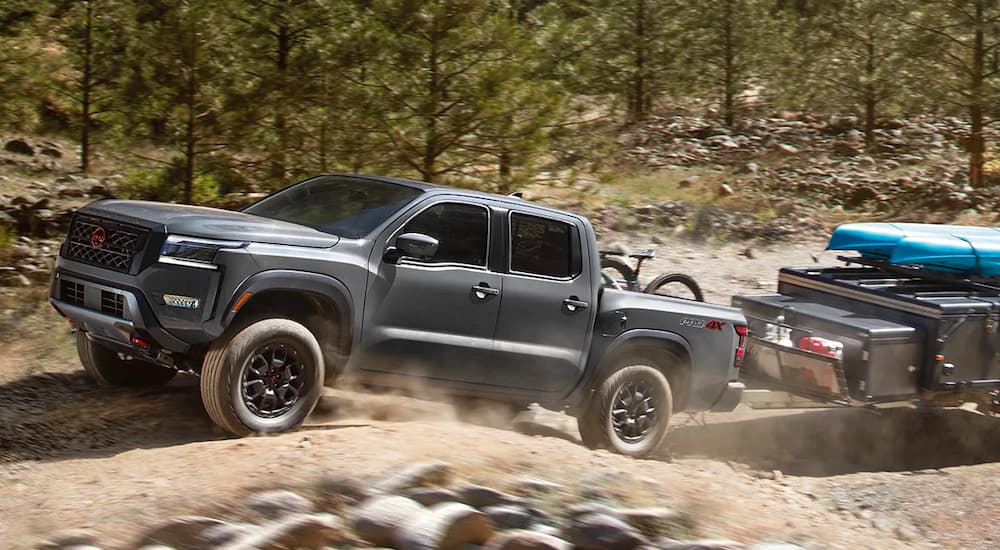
594,330 -> 693,412
221,270 -> 354,383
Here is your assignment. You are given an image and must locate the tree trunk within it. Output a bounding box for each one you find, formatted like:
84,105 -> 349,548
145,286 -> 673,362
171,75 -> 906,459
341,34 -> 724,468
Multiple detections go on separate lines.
271,23 -> 291,181
722,0 -> 736,127
183,25 -> 198,203
80,0 -> 94,174
629,0 -> 647,123
422,30 -> 441,182
970,0 -> 986,188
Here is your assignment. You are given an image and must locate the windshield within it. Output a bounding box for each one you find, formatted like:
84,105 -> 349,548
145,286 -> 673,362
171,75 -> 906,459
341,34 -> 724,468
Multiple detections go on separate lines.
243,176 -> 423,239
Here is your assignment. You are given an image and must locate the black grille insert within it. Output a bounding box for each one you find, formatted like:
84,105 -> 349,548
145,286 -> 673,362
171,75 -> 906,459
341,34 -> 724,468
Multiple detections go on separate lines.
61,280 -> 85,306
101,291 -> 125,318
64,215 -> 147,272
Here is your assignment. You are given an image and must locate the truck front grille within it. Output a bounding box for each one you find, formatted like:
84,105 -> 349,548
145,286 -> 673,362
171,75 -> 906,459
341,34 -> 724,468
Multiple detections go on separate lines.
100,291 -> 125,318
64,215 -> 147,273
60,280 -> 85,306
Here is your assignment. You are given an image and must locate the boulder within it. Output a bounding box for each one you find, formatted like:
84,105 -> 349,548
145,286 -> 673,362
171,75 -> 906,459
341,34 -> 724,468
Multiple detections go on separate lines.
484,529 -> 572,550
456,485 -> 525,509
4,138 -> 34,156
40,147 -> 63,158
317,473 -> 372,507
563,512 -> 647,550
483,505 -> 535,530
35,529 -> 97,549
511,477 -> 564,495
352,495 -> 425,547
135,515 -> 229,550
396,502 -> 494,550
247,489 -> 314,519
226,513 -> 345,549
618,508 -> 685,538
404,487 -> 463,507
373,461 -> 453,494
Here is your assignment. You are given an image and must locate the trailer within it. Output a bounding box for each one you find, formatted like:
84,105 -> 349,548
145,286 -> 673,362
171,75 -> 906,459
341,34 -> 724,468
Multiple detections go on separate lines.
733,252 -> 1000,414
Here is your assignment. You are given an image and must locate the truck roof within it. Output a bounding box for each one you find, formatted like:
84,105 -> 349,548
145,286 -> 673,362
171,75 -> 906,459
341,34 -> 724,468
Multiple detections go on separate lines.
336,173 -> 585,222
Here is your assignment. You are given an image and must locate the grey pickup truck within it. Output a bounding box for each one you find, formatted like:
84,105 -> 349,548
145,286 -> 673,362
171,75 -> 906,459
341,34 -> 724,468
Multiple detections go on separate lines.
49,174 -> 746,457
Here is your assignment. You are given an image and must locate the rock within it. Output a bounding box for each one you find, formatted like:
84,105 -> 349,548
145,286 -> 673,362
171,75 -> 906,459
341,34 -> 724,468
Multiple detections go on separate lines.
563,512 -> 647,550
227,512 -> 345,549
483,505 -> 535,530
247,489 -> 313,519
135,515 -> 229,550
199,522 -> 257,546
317,473 -> 372,507
396,502 -> 494,550
775,143 -> 798,154
832,141 -> 862,156
16,274 -> 31,287
484,529 -> 572,550
4,138 -> 34,156
57,187 -> 87,199
741,162 -> 759,176
678,176 -> 700,188
656,540 -> 743,550
352,495 -> 425,547
746,545 -> 807,550
36,529 -> 98,549
40,147 -> 63,158
718,183 -> 734,196
619,508 -> 684,538
404,487 -> 464,507
87,184 -> 113,198
511,477 -> 563,495
373,461 -> 453,493
457,485 -> 525,509
566,502 -> 621,519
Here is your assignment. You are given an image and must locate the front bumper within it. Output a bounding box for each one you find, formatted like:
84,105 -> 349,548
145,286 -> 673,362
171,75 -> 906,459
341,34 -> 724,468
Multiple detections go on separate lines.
710,381 -> 745,412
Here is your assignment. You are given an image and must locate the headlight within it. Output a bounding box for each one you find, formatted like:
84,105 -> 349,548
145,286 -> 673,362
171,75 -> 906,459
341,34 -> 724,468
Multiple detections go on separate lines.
159,235 -> 247,269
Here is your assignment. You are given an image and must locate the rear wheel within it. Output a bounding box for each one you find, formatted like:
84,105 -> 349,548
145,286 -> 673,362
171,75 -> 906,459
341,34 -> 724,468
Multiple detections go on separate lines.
644,272 -> 704,302
77,332 -> 177,387
601,257 -> 635,291
578,362 -> 673,458
200,318 -> 323,436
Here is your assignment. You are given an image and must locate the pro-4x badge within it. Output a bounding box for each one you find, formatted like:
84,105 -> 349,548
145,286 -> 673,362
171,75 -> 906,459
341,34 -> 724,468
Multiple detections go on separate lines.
681,318 -> 728,330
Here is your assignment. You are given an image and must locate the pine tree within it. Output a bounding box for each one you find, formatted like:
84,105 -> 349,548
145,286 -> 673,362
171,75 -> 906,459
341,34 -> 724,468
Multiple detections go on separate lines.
0,1 -> 45,129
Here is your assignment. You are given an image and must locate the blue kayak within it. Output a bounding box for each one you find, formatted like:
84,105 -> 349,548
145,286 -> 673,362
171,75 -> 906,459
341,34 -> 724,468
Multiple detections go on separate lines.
889,235 -> 1000,276
828,223 -> 1000,259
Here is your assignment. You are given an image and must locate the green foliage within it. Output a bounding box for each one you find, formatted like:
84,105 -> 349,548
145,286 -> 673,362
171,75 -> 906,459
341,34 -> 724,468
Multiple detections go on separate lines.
120,164 -> 220,204
0,226 -> 16,250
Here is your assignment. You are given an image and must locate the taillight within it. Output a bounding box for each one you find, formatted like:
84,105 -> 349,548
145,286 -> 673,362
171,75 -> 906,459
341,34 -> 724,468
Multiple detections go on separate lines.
734,324 -> 748,367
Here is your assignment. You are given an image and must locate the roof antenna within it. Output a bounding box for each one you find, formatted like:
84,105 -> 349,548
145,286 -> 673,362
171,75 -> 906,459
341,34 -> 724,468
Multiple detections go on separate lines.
508,191 -> 524,198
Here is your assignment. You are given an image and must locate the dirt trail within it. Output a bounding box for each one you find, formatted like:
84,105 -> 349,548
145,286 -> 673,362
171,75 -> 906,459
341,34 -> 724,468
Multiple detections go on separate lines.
2,237 -> 1000,549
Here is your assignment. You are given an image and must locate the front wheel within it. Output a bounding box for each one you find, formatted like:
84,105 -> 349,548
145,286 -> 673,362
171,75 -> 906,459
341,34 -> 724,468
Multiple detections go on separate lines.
77,332 -> 177,387
644,272 -> 704,302
200,318 -> 324,436
577,363 -> 673,458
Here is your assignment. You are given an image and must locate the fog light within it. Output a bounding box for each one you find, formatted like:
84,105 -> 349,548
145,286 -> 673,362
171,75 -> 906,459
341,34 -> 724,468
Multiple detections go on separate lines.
163,294 -> 200,309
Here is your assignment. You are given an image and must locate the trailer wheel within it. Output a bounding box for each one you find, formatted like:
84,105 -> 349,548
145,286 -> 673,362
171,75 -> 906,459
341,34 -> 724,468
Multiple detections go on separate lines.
201,318 -> 323,436
77,332 -> 177,387
577,361 -> 673,458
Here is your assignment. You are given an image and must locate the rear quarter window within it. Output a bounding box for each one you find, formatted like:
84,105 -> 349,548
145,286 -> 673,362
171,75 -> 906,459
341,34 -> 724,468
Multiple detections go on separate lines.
510,213 -> 579,278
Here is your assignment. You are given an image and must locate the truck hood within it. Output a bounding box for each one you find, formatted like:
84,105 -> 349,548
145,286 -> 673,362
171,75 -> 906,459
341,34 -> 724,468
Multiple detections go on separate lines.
78,200 -> 340,249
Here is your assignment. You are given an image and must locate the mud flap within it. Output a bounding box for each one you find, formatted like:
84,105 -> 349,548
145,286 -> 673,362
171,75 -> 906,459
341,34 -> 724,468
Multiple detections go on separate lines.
742,337 -> 851,406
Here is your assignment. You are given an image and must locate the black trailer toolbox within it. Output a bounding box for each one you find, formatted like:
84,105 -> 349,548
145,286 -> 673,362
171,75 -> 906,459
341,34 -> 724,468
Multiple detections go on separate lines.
733,263 -> 1000,405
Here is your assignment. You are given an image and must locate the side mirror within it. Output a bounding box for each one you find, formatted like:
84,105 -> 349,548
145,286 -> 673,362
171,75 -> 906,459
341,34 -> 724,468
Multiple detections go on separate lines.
385,232 -> 439,263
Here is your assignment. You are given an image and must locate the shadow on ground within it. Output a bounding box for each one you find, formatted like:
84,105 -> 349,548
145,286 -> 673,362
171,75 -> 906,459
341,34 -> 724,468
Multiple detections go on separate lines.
666,406 -> 1000,476
0,371 -> 220,463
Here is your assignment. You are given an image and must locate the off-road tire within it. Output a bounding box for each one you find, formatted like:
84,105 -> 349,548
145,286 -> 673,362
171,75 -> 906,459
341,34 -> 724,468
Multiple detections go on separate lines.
201,318 -> 324,436
577,362 -> 673,458
644,272 -> 705,302
77,332 -> 177,387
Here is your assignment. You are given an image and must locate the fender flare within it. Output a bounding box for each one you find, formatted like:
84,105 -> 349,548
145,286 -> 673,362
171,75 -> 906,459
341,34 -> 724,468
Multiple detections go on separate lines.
221,270 -> 354,343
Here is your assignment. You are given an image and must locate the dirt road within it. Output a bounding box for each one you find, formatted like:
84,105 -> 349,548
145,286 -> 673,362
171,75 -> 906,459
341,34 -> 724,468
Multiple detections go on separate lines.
2,236 -> 999,549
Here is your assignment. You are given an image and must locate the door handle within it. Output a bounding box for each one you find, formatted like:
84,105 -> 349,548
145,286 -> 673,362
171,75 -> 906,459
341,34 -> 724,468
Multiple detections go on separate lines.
472,283 -> 500,300
563,296 -> 589,312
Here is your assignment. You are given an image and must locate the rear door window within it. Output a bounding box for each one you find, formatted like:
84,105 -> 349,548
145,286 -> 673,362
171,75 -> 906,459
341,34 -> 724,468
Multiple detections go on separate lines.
509,213 -> 578,278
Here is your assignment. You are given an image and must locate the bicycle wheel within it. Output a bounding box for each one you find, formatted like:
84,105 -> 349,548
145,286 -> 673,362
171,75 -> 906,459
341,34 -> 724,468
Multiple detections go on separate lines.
600,257 -> 635,291
644,272 -> 705,302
